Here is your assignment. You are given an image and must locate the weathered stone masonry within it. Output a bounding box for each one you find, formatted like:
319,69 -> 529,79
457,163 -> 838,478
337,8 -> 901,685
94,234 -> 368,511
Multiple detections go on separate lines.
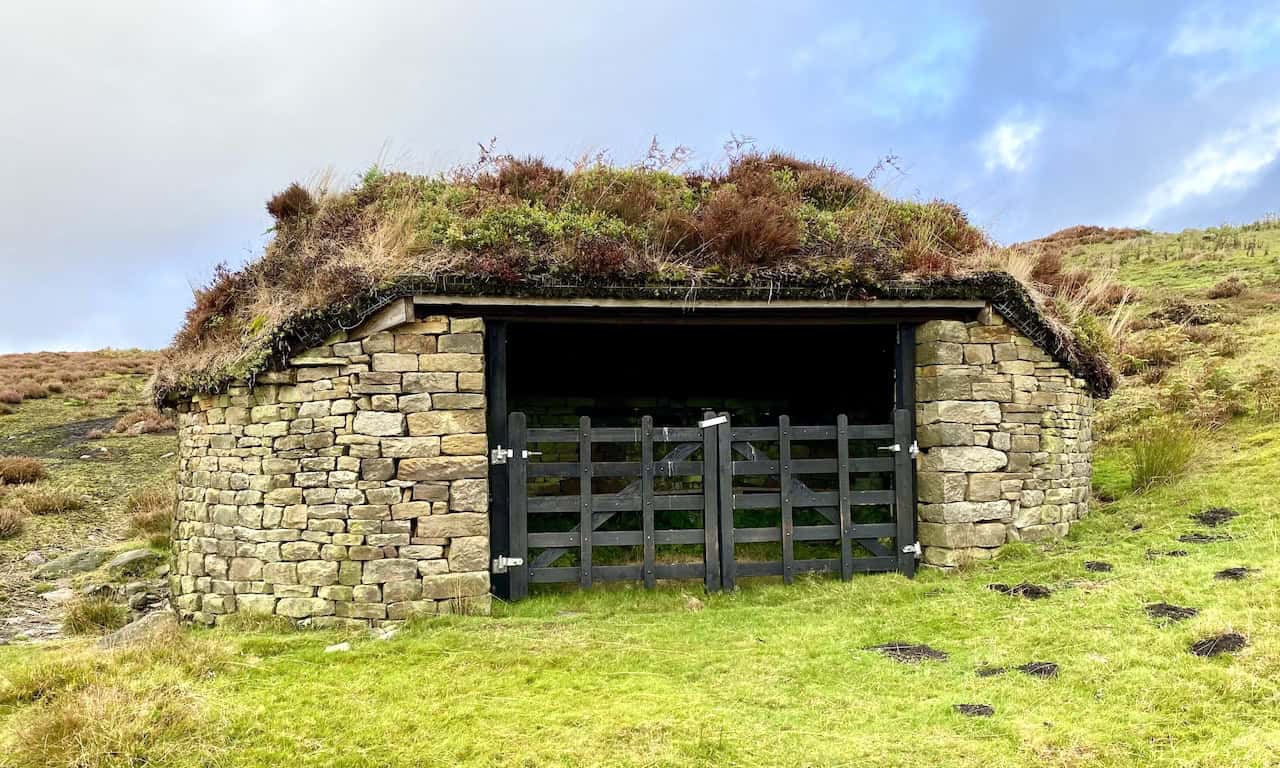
914,308 -> 1094,569
171,316 -> 491,627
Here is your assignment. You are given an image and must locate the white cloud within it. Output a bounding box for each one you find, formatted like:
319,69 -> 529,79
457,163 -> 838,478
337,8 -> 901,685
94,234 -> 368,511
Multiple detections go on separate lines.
981,117 -> 1043,173
1169,6 -> 1280,56
1134,106 -> 1280,225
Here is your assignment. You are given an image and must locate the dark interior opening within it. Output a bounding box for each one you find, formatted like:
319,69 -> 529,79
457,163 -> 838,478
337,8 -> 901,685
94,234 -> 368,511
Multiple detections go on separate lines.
507,321 -> 897,427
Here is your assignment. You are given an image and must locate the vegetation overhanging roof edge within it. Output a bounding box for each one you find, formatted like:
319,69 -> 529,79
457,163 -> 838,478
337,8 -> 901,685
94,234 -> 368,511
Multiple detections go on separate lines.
154,271 -> 1115,405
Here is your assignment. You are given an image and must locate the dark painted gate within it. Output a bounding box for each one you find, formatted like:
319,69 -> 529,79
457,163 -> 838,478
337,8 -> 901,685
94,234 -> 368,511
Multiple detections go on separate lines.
500,409 -> 917,600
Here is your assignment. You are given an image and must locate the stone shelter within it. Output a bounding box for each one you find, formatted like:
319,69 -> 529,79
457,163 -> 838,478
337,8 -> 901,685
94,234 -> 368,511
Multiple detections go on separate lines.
155,156 -> 1112,627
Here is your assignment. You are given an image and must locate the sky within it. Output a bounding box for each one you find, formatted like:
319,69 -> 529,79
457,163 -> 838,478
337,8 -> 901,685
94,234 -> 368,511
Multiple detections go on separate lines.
2,0 -> 1280,353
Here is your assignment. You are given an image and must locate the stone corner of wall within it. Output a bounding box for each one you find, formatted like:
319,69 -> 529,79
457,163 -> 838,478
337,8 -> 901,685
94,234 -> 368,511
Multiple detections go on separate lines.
913,318 -> 1094,570
171,315 -> 496,627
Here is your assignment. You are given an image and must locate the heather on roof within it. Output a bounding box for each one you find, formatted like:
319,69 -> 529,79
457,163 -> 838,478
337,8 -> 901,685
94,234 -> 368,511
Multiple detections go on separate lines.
153,151 -> 1115,401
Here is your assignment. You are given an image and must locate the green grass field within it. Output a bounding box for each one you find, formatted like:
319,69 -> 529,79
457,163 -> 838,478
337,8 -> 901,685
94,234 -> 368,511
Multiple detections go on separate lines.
0,224 -> 1278,767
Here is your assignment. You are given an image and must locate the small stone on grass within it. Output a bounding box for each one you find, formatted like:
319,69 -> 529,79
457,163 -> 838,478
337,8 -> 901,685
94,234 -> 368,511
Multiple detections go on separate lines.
324,642 -> 351,654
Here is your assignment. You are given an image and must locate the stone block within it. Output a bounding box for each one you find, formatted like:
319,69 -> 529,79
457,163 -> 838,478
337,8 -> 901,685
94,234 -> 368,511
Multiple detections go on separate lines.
441,434 -> 487,456
916,422 -> 973,448
966,473 -> 1003,502
398,393 -> 433,413
372,353 -> 419,372
418,353 -> 483,372
407,410 -> 486,436
381,437 -> 441,458
919,400 -> 1002,425
448,536 -> 489,571
450,478 -> 489,511
394,334 -> 436,354
417,513 -> 488,538
353,411 -> 406,437
363,558 -> 420,584
402,372 -> 457,393
421,571 -> 489,599
275,597 -> 334,618
919,446 -> 1007,473
917,341 -> 963,365
917,472 -> 967,503
297,560 -> 340,586
438,333 -> 483,353
236,594 -> 277,616
398,455 -> 488,481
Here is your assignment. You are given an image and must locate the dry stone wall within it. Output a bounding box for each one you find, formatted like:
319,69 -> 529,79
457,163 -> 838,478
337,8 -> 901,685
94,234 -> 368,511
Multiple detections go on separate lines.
914,309 -> 1094,569
171,316 -> 491,627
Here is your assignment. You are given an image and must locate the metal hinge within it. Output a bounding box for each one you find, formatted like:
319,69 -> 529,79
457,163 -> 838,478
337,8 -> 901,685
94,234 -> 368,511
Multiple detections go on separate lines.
878,443 -> 901,453
880,441 -> 921,456
490,446 -> 513,465
491,555 -> 524,574
902,541 -> 922,558
909,440 -> 919,458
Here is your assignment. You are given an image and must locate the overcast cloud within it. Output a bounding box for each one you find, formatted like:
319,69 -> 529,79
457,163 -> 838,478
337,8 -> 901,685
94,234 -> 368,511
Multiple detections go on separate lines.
2,0 -> 1279,353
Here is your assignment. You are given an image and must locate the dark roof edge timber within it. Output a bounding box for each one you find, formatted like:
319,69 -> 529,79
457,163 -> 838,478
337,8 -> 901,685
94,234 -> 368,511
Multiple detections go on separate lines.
155,272 -> 1115,405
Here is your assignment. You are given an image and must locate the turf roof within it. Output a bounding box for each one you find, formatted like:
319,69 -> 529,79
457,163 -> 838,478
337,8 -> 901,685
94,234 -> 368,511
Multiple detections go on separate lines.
154,152 -> 1116,402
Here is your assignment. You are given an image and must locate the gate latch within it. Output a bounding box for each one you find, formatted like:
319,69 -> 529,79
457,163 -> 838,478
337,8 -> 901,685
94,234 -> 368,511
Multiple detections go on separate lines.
902,541 -> 922,558
878,443 -> 901,453
491,555 -> 524,574
490,446 -> 513,465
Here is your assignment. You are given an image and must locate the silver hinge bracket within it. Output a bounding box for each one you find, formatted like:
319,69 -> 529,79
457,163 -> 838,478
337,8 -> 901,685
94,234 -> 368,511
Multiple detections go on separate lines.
878,443 -> 901,453
491,555 -> 524,574
902,541 -> 922,557
490,446 -> 513,465
909,440 -> 919,458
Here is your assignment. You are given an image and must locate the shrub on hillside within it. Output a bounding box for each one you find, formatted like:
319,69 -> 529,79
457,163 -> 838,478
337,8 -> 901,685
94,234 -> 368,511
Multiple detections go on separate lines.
0,457 -> 46,485
1129,421 -> 1197,490
1120,328 -> 1185,373
0,389 -> 21,405
1207,276 -> 1247,299
0,508 -> 25,539
62,597 -> 129,635
1249,365 -> 1280,418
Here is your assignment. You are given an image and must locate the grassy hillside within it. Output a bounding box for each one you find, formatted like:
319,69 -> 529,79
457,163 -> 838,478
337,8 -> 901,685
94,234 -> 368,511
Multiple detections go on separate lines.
0,224 -> 1278,767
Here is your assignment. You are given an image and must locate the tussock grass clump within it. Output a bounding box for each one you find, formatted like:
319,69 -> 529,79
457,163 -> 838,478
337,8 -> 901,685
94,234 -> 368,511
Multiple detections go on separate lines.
0,507 -> 26,539
1129,421 -> 1197,490
0,456 -> 46,485
113,407 -> 176,435
0,388 -> 22,404
62,597 -> 129,635
13,485 -> 88,515
127,483 -> 173,543
1207,276 -> 1248,298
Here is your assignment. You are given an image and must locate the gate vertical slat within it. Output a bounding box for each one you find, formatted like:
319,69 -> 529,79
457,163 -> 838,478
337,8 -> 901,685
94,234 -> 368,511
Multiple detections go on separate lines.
836,414 -> 854,581
578,415 -> 593,588
507,411 -> 529,601
893,408 -> 916,576
641,415 -> 656,589
716,412 -> 736,591
778,414 -> 795,585
702,411 -> 722,593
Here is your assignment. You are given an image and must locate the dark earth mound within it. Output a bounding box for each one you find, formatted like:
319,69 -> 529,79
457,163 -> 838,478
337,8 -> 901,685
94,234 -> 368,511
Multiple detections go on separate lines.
988,583 -> 1052,599
1190,633 -> 1247,657
867,643 -> 948,663
975,666 -> 1007,677
954,704 -> 994,717
1016,662 -> 1059,678
1214,567 -> 1253,580
1147,549 -> 1189,558
1192,507 -> 1239,527
1083,561 -> 1113,572
1145,603 -> 1199,622
1178,533 -> 1231,544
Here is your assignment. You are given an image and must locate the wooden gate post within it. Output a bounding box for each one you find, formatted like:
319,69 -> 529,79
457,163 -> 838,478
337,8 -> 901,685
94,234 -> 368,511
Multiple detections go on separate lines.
895,323 -> 919,577
701,411 -> 722,593
716,412 -> 736,592
507,411 -> 529,600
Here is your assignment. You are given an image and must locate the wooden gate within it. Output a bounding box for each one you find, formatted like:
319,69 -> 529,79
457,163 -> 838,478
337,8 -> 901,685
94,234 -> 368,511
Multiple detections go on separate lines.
500,410 -> 917,600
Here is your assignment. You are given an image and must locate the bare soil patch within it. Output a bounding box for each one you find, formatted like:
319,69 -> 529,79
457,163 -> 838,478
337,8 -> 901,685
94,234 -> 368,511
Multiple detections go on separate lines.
1083,561 -> 1113,572
1214,567 -> 1254,580
1146,549 -> 1189,558
1192,507 -> 1239,527
1016,662 -> 1059,678
1189,633 -> 1247,657
1178,533 -> 1231,544
866,643 -> 948,663
1145,602 -> 1199,622
975,666 -> 1006,677
988,583 -> 1052,599
954,704 -> 994,717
